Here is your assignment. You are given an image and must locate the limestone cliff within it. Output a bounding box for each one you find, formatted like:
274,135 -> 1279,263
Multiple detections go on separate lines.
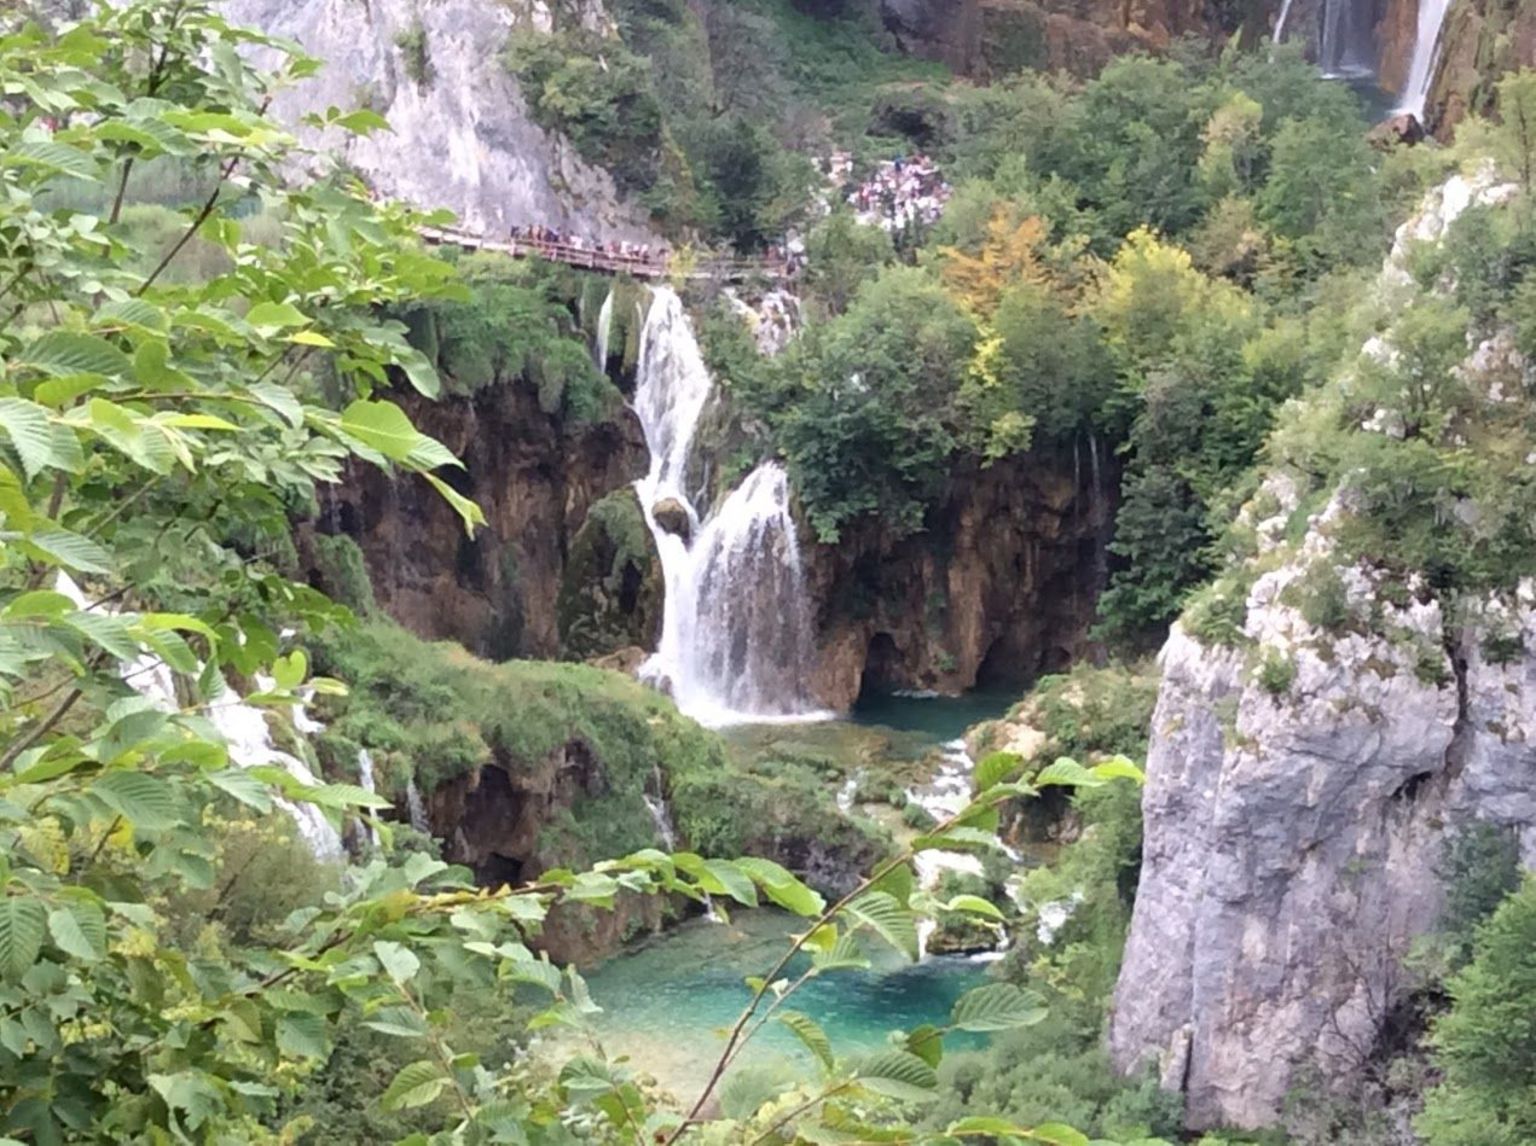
223,0 -> 660,242
1425,0 -> 1536,132
1108,172 -> 1536,1131
806,440 -> 1116,710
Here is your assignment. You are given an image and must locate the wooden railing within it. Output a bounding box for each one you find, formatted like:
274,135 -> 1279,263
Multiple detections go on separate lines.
418,225 -> 789,282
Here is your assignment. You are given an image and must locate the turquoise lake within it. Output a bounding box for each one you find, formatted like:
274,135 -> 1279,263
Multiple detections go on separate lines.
572,691 -> 1017,1099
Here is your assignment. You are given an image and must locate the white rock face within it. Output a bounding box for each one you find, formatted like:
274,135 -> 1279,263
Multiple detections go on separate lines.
1110,169 -> 1536,1131
224,0 -> 660,242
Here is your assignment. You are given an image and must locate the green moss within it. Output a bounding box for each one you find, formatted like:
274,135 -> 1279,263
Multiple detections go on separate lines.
310,533 -> 376,615
311,619 -> 726,864
556,488 -> 662,660
395,18 -> 432,89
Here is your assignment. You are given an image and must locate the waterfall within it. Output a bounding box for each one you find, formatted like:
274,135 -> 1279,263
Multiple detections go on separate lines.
1396,0 -> 1454,120
905,739 -> 998,961
56,574 -> 344,859
1319,0 -> 1375,78
632,287 -> 829,727
404,776 -> 430,834
595,286 -> 614,369
357,749 -> 380,849
1272,0 -> 1294,45
642,764 -> 678,850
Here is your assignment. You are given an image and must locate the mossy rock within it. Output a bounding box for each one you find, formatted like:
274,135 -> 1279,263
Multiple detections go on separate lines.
557,488 -> 663,661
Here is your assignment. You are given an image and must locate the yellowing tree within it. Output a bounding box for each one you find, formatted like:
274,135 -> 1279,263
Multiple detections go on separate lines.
939,208 -> 1050,317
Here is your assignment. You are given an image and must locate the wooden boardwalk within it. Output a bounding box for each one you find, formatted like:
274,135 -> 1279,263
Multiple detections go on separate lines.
419,225 -> 788,282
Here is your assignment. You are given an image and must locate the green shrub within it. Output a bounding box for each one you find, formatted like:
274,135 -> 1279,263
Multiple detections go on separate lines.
395,18 -> 432,88
1439,824 -> 1522,965
1182,573 -> 1253,647
1255,650 -> 1296,696
1283,561 -> 1351,633
311,532 -> 376,615
902,800 -> 937,830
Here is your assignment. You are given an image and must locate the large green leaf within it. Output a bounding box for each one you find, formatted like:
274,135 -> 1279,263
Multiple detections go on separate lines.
18,332 -> 131,378
92,771 -> 180,830
737,856 -> 825,916
339,399 -> 422,462
0,398 -> 56,480
845,890 -> 918,961
0,897 -> 47,981
26,528 -> 112,574
779,1010 -> 834,1071
5,139 -> 99,179
855,1049 -> 938,1102
950,983 -> 1048,1032
47,905 -> 105,962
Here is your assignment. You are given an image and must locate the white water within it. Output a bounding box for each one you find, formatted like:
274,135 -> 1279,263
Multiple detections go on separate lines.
1396,0 -> 1454,120
905,738 -> 1001,961
1272,0 -> 1294,46
632,287 -> 830,728
1319,0 -> 1376,78
56,574 -> 344,859
357,749 -> 381,849
595,287 -> 614,369
404,776 -> 431,834
642,765 -> 679,850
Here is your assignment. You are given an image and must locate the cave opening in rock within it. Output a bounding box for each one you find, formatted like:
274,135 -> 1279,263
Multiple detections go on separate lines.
858,631 -> 904,699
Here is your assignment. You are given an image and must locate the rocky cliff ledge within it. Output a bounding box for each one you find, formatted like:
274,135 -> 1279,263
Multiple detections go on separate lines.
317,376 -> 648,661
1108,172 -> 1536,1131
806,441 -> 1116,710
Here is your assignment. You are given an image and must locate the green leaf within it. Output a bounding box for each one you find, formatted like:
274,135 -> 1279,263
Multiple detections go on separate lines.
856,1049 -> 938,1102
92,771 -> 180,830
779,1010 -> 834,1070
47,905 -> 105,962
943,894 -> 1005,921
0,398 -> 56,480
207,769 -> 272,812
1090,755 -> 1146,784
950,983 -> 1048,1032
905,1023 -> 944,1068
19,332 -> 131,378
973,751 -> 1022,792
1034,757 -> 1102,789
63,610 -> 141,661
700,859 -> 757,906
276,1012 -> 329,1059
272,649 -> 307,690
26,528 -> 112,574
380,1060 -> 448,1111
846,890 -> 918,961
1030,1124 -> 1091,1146
33,375 -> 107,409
736,856 -> 825,916
250,382 -> 304,428
422,471 -> 486,536
246,300 -> 310,329
362,1006 -> 429,1038
719,1065 -> 790,1121
373,940 -> 420,985
340,399 -> 422,462
5,139 -> 99,179
810,931 -> 870,973
0,897 -> 47,980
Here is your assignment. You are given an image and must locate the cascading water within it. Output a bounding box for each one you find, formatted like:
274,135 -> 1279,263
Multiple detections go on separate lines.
595,286 -> 614,370
405,776 -> 431,834
57,575 -> 344,859
1319,0 -> 1376,78
1272,0 -> 1295,46
632,287 -> 828,727
357,749 -> 381,849
1396,0 -> 1454,120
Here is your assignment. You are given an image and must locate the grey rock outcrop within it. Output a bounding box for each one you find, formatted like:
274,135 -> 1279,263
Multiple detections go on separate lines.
224,0 -> 660,242
1109,170 -> 1536,1132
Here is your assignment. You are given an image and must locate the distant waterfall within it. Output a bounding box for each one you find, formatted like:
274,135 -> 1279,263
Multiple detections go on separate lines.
1319,0 -> 1376,78
632,287 -> 828,727
1396,0 -> 1454,120
595,286 -> 614,369
1272,0 -> 1295,46
357,749 -> 380,849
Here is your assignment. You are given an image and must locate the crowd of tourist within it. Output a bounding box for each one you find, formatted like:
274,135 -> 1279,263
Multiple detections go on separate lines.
837,151 -> 952,235
508,224 -> 667,266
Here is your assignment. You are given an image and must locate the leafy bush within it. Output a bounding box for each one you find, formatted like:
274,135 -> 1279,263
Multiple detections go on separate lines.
1255,650 -> 1296,696
395,18 -> 432,88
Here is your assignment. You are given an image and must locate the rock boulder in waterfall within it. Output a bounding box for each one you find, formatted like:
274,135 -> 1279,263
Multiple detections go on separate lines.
651,498 -> 692,540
